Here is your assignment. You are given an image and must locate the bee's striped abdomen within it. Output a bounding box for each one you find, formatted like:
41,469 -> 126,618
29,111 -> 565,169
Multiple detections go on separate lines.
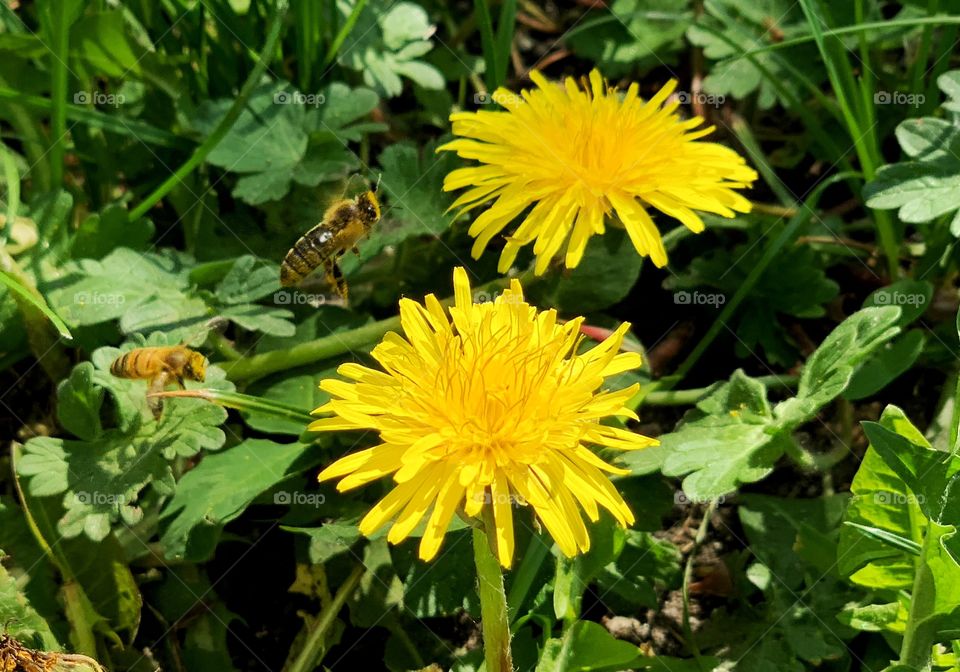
111,348 -> 148,378
280,225 -> 335,286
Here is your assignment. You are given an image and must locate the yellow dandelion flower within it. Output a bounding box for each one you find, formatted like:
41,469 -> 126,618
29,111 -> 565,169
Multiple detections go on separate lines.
439,70 -> 758,274
311,267 -> 657,567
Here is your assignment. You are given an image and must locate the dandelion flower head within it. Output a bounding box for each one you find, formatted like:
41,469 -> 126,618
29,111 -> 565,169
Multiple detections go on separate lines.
439,70 -> 758,273
311,268 -> 657,567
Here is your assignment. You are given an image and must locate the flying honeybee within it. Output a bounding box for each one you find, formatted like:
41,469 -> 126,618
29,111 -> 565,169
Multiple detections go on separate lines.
110,346 -> 207,419
280,186 -> 382,300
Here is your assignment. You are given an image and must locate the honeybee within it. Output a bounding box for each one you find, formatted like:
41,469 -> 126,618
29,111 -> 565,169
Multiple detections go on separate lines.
280,188 -> 382,300
110,346 -> 207,419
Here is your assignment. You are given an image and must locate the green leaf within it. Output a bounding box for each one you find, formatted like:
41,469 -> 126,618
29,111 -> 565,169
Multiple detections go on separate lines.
660,370 -> 787,499
337,0 -> 445,97
214,255 -> 281,304
844,329 -> 925,401
839,406 -> 927,591
531,228 -> 643,313
838,601 -> 907,633
56,361 -> 103,441
567,0 -> 692,76
17,349 -> 229,540
47,247 -> 192,327
861,421 -> 960,543
160,439 -> 319,562
865,75 -> 960,230
71,203 -> 154,259
0,560 -> 59,650
69,11 -> 148,78
862,279 -> 933,326
688,0 -> 823,109
535,621 -> 642,672
284,523 -> 362,564
191,81 -> 377,205
219,303 -> 295,337
776,306 -> 901,426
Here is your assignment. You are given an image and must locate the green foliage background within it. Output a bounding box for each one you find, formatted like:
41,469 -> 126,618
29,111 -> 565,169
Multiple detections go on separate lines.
3,1 -> 960,671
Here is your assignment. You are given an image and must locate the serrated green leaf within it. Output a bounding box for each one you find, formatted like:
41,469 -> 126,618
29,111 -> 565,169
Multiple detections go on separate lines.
659,370 -> 786,499
220,303 -> 295,336
337,0 -> 445,97
567,0 -> 692,76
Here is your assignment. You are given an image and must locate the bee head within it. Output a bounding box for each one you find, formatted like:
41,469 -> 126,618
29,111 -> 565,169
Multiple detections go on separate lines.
356,191 -> 381,227
185,351 -> 207,382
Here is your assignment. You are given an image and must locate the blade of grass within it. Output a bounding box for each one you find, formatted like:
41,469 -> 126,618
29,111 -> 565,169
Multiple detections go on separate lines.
323,0 -> 369,67
45,2 -> 72,188
909,0 -> 940,108
129,0 -> 289,222
494,0 -> 516,86
0,141 -> 19,245
0,87 -> 190,149
739,15 -> 960,57
798,0 -> 900,279
0,270 -> 72,340
294,0 -> 320,91
475,0 -> 500,91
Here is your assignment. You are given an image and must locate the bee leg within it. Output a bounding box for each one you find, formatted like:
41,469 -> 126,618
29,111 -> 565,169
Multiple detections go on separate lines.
176,376 -> 186,390
331,262 -> 348,300
351,246 -> 361,257
147,372 -> 169,420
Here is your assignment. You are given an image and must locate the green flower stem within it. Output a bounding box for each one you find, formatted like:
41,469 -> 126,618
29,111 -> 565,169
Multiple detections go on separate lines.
223,314 -> 401,382
128,0 -> 288,222
474,508 -> 514,672
681,499 -> 717,665
899,524 -> 942,671
641,375 -> 798,407
286,564 -> 365,672
222,276 -> 517,382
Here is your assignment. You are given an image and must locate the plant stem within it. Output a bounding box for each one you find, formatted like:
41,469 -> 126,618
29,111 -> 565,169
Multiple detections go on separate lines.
222,276 -> 517,382
129,0 -> 289,222
899,524 -> 941,671
474,508 -> 514,672
286,564 -> 365,672
642,375 -> 798,407
48,6 -> 70,188
223,314 -> 400,381
682,499 -> 717,668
